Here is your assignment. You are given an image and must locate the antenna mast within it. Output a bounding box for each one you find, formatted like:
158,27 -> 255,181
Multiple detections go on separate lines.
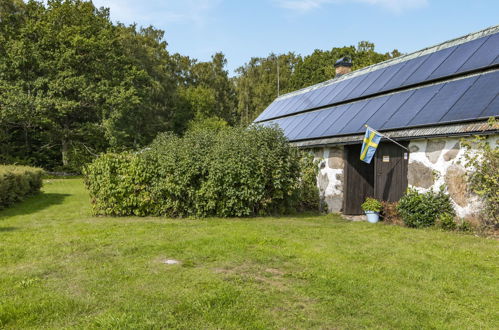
276,54 -> 280,97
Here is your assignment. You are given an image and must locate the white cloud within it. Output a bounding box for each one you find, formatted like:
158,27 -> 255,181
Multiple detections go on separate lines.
275,0 -> 332,11
361,0 -> 428,12
274,0 -> 428,13
90,0 -> 221,26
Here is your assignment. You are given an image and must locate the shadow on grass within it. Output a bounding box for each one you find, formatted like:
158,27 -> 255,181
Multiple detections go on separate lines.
0,226 -> 18,232
0,193 -> 70,219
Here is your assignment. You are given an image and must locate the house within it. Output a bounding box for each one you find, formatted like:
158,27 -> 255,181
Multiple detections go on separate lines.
254,25 -> 499,217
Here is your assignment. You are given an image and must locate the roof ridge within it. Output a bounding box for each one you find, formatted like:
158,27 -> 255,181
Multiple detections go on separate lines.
276,24 -> 499,101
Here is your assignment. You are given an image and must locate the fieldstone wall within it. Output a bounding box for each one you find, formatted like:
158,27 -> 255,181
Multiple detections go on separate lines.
308,134 -> 497,217
407,135 -> 498,218
313,146 -> 344,213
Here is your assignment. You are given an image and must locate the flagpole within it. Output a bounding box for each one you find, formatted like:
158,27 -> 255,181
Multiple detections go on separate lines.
365,125 -> 409,151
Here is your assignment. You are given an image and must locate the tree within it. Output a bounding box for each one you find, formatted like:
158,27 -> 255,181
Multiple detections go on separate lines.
0,0 -> 176,170
171,52 -> 237,129
234,53 -> 301,125
109,24 -> 176,148
189,52 -> 237,123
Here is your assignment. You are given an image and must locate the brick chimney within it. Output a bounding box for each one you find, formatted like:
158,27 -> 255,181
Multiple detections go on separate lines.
334,56 -> 353,77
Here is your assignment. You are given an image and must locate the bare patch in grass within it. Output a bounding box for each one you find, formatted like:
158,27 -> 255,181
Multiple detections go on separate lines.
214,264 -> 289,291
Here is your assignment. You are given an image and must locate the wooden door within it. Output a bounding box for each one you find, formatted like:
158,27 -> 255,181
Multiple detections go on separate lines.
343,144 -> 375,215
374,142 -> 409,202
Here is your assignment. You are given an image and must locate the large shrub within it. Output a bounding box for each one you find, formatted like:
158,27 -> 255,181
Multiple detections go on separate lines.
0,165 -> 44,210
84,126 -> 319,217
83,153 -> 158,216
142,130 -> 218,217
397,188 -> 455,228
196,126 -> 303,217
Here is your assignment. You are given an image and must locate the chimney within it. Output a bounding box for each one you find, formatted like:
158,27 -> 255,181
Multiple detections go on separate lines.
334,56 -> 353,77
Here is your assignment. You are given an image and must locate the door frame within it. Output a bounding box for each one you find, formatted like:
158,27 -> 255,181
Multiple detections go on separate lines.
343,141 -> 409,215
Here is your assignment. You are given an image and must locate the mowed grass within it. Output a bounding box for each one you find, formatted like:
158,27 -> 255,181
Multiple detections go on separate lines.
0,179 -> 498,329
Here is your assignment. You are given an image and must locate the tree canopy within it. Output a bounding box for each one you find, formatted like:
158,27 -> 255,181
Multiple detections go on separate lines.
0,0 -> 401,171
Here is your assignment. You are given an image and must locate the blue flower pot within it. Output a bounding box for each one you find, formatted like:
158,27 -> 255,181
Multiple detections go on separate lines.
365,211 -> 380,223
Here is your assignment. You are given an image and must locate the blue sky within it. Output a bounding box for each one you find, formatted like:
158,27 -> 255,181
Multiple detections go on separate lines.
91,0 -> 499,75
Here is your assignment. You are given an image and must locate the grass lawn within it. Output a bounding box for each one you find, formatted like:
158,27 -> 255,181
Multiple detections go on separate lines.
0,179 -> 498,329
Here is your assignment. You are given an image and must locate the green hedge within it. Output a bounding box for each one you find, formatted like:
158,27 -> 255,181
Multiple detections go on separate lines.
0,165 -> 44,210
84,126 -> 319,217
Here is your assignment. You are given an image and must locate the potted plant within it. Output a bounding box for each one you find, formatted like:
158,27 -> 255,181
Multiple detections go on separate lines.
361,197 -> 382,223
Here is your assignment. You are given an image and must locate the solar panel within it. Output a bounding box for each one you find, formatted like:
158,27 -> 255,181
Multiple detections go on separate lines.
339,96 -> 390,134
255,31 -> 499,124
254,105 -> 271,122
407,75 -> 479,126
282,115 -> 307,137
260,100 -> 286,121
492,52 -> 499,65
362,61 -> 407,96
381,84 -> 444,130
480,94 -> 499,117
364,89 -> 415,130
327,73 -> 369,103
262,72 -> 498,142
321,101 -> 369,137
458,33 -> 499,72
272,97 -> 298,119
291,90 -> 321,116
306,104 -> 353,139
273,94 -> 304,117
296,108 -> 334,139
308,85 -> 336,109
380,53 -> 429,91
403,46 -> 455,86
289,91 -> 316,116
441,70 -> 499,122
259,117 -> 285,133
344,67 -> 386,100
287,111 -> 322,140
257,98 -> 290,121
428,36 -> 488,80
275,116 -> 297,131
295,88 -> 323,111
315,78 -> 355,107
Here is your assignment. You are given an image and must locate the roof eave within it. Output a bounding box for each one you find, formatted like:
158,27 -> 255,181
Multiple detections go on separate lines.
290,120 -> 499,148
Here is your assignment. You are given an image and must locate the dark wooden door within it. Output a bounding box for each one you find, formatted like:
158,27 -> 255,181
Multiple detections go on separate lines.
374,142 -> 409,202
343,144 -> 375,215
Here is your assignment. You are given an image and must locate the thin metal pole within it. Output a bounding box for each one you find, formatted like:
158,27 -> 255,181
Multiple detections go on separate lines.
276,55 -> 280,97
365,125 -> 409,151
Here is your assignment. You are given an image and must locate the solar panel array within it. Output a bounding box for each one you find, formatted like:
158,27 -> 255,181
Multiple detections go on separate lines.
259,70 -> 499,141
255,31 -> 499,125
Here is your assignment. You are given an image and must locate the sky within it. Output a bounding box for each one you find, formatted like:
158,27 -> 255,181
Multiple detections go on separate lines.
90,0 -> 499,75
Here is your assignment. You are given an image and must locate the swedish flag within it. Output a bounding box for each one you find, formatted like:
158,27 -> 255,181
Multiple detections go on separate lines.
360,126 -> 382,164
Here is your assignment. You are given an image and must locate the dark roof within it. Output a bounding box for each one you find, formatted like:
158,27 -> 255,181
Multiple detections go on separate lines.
255,25 -> 499,142
334,56 -> 352,68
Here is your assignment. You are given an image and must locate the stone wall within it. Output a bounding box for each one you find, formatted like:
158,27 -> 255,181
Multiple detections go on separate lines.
310,134 -> 498,217
314,146 -> 344,213
407,135 -> 498,218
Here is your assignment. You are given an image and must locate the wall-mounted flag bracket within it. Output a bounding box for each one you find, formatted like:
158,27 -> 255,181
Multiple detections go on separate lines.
360,125 -> 408,164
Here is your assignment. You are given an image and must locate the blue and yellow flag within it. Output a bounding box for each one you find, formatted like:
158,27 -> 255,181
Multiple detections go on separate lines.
360,127 -> 382,164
